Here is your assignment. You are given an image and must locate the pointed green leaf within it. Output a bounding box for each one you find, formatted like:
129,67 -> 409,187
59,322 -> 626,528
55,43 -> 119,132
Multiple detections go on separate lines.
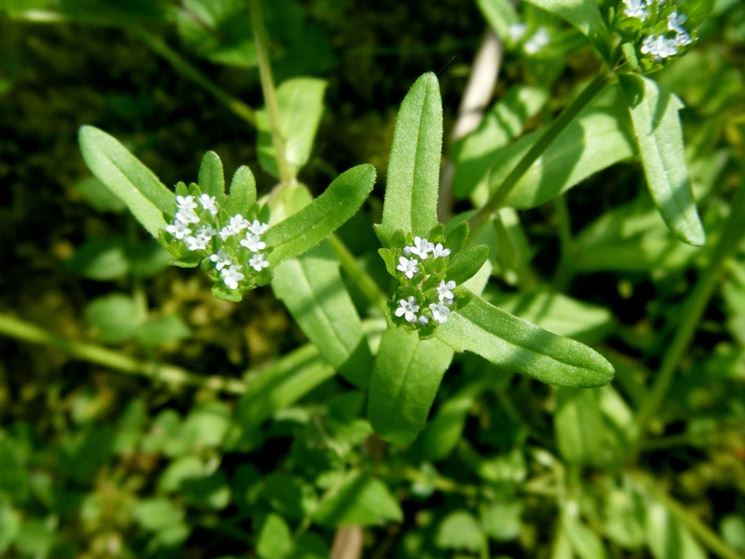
645,498 -> 707,559
524,0 -> 609,43
265,164 -> 375,265
488,104 -> 634,209
368,327 -> 454,446
561,512 -> 608,559
435,294 -> 614,387
619,74 -> 705,246
272,241 -> 373,388
447,244 -> 490,285
78,125 -> 174,238
224,165 -> 257,216
476,0 -> 519,38
198,151 -> 225,198
257,77 -> 327,178
314,472 -> 402,527
257,514 -> 292,559
376,72 -> 443,246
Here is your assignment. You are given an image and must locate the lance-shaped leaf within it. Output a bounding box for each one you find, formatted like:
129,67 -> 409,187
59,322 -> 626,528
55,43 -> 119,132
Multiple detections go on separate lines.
488,104 -> 635,209
265,164 -> 375,265
368,327 -> 454,446
272,241 -> 373,389
314,471 -> 402,526
619,74 -> 705,247
257,77 -> 327,178
198,151 -> 225,198
476,0 -> 519,39
524,0 -> 609,46
376,72 -> 442,246
223,165 -> 257,216
435,295 -> 614,387
78,125 -> 174,238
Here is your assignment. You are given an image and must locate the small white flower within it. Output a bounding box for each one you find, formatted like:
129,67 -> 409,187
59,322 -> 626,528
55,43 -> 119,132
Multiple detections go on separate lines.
221,264 -> 244,290
641,34 -> 678,60
623,0 -> 647,20
219,214 -> 250,240
247,219 -> 268,235
508,22 -> 527,42
397,256 -> 420,279
429,302 -> 451,324
404,237 -> 434,259
248,253 -> 269,272
674,31 -> 691,47
437,280 -> 456,304
166,220 -> 191,240
176,195 -> 197,211
185,235 -> 208,251
431,243 -> 451,258
667,11 -> 687,34
394,296 -> 420,323
524,27 -> 549,55
418,315 -> 429,325
175,208 -> 200,225
198,194 -> 218,216
209,250 -> 232,271
240,232 -> 267,253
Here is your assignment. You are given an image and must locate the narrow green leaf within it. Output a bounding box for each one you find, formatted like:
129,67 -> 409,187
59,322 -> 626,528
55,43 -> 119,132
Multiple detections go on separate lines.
436,294 -> 614,387
447,244 -> 490,285
272,241 -> 373,388
645,499 -> 707,559
224,165 -> 257,216
453,85 -> 548,199
619,74 -> 705,246
368,327 -> 454,446
562,512 -> 608,559
376,72 -> 443,246
257,77 -> 327,178
554,387 -> 606,465
198,150 -> 225,198
524,0 -> 609,43
476,0 -> 519,38
79,126 -> 174,238
487,104 -> 634,209
314,472 -> 402,526
265,164 -> 375,265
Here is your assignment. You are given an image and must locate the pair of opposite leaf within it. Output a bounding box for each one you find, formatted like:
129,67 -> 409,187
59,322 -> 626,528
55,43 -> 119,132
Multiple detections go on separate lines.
78,72 -> 614,449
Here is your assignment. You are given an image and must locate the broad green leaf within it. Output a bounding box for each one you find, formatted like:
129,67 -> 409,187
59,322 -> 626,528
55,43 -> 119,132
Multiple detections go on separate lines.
198,150 -> 225,198
419,382 -> 485,462
453,85 -> 548,199
0,502 -> 20,553
554,387 -> 606,465
645,498 -> 706,559
84,294 -> 144,344
224,165 -> 257,216
481,500 -> 523,541
491,291 -> 614,343
78,125 -> 174,238
132,499 -> 184,532
368,327 -> 454,446
65,238 -> 129,280
176,0 -> 257,68
435,294 -> 614,387
257,514 -> 292,559
486,104 -> 634,209
476,0 -> 518,38
265,164 -> 375,265
134,315 -> 191,347
272,241 -> 373,388
257,77 -> 327,178
524,0 -> 609,43
314,472 -> 402,526
562,512 -> 608,559
619,74 -> 705,246
376,72 -> 442,246
435,510 -> 485,552
235,344 -> 335,428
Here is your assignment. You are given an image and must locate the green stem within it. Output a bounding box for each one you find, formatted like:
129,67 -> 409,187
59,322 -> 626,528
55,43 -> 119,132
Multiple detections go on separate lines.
0,312 -> 246,394
131,29 -> 257,126
248,0 -> 294,186
468,72 -> 611,236
328,234 -> 387,309
628,184 -> 745,463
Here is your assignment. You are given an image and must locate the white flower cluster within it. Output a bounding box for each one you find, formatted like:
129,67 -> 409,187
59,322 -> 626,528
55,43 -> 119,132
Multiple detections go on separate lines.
392,236 -> 457,328
163,193 -> 270,292
627,3 -> 693,62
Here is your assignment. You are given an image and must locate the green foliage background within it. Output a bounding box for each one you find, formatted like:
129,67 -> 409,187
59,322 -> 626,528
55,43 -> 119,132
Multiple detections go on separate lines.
1,0 -> 745,557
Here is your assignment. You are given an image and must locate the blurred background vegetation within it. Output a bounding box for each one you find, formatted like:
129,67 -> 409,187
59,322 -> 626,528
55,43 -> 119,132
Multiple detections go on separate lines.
1,0 -> 745,558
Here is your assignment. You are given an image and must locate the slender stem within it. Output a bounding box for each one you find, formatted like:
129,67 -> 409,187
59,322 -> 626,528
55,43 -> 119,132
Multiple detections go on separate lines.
328,234 -> 387,309
468,72 -> 611,236
133,29 -> 257,126
248,0 -> 294,186
0,312 -> 247,394
628,184 -> 745,463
